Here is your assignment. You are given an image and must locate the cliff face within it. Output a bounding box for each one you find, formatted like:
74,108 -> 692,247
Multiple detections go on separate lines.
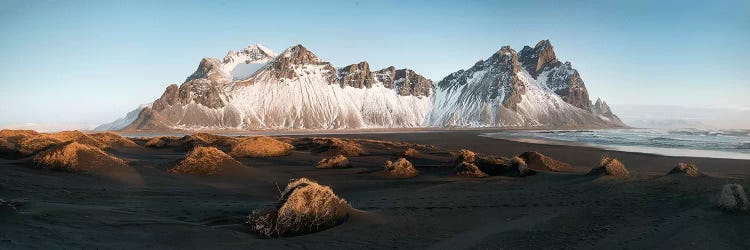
519,40 -> 591,111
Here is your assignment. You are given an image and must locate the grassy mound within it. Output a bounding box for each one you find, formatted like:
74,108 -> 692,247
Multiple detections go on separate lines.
247,178 -> 350,237
0,130 -> 61,158
144,136 -> 183,148
384,158 -> 418,178
399,148 -> 420,158
290,137 -> 365,156
454,162 -> 488,178
230,136 -> 293,158
46,130 -> 106,148
88,132 -> 139,148
168,146 -> 245,175
517,151 -> 572,172
587,156 -> 630,178
144,133 -> 238,150
666,163 -> 704,177
315,154 -> 350,169
1,130 -> 140,159
718,184 -> 749,211
453,149 -> 476,164
33,142 -> 128,172
188,133 -> 238,148
451,150 -> 533,177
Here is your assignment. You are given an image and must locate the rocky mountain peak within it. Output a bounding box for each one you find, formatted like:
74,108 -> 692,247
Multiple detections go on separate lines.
222,44 -> 276,65
373,67 -> 432,97
278,44 -> 324,65
220,44 -> 276,76
593,98 -> 611,114
519,39 -> 560,78
338,61 -> 375,88
260,44 -> 337,83
186,58 -> 230,83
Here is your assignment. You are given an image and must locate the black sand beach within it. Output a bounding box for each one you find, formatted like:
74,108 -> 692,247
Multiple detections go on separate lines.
1,130 -> 749,249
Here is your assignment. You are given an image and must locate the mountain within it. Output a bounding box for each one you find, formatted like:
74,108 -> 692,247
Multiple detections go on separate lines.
119,44 -> 432,130
428,40 -> 624,128
102,40 -> 625,131
591,98 -> 624,124
94,103 -> 151,131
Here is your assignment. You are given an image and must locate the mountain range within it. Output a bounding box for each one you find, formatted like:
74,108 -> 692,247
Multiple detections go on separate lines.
96,40 -> 624,131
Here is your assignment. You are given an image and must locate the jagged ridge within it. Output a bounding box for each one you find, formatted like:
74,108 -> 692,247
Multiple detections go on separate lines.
102,40 -> 624,131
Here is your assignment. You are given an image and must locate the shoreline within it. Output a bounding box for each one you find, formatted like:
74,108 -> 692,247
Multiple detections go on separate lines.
480,132 -> 750,160
321,130 -> 750,178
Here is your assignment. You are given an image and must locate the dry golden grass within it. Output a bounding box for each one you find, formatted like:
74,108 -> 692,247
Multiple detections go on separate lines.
718,184 -> 750,211
315,154 -> 350,169
0,129 -> 39,142
88,132 -> 139,148
187,133 -> 238,148
290,137 -> 364,156
16,135 -> 62,155
667,162 -> 704,177
383,158 -> 418,178
453,149 -> 476,164
399,148 -> 420,158
144,136 -> 183,148
587,156 -> 630,177
454,162 -> 488,178
0,130 -> 59,157
143,133 -> 238,150
45,131 -> 105,148
248,178 -> 349,237
33,142 -> 127,172
168,146 -> 244,175
506,156 -> 536,177
230,136 -> 293,158
1,130 -> 134,158
517,151 -> 571,172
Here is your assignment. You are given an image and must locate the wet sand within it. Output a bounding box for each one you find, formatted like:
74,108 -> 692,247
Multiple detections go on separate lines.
1,130 -> 749,249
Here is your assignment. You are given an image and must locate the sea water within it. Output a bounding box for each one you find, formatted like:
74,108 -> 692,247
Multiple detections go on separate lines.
482,128 -> 750,160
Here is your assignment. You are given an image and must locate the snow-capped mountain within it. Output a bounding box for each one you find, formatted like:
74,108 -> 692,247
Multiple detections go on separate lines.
102,40 -> 625,131
121,44 -> 432,130
428,40 -> 624,128
94,103 -> 151,131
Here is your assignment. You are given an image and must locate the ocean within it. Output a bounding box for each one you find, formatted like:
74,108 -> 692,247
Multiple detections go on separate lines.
481,128 -> 750,160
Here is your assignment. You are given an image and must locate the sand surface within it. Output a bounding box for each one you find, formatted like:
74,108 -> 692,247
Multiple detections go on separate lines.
2,130 -> 750,249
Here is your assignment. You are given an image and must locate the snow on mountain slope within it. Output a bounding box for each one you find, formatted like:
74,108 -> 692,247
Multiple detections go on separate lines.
221,44 -> 276,80
121,44 -> 432,130
428,40 -> 623,128
101,40 -> 624,131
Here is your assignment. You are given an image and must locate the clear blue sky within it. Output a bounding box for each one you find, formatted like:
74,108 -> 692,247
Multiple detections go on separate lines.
0,0 -> 748,126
